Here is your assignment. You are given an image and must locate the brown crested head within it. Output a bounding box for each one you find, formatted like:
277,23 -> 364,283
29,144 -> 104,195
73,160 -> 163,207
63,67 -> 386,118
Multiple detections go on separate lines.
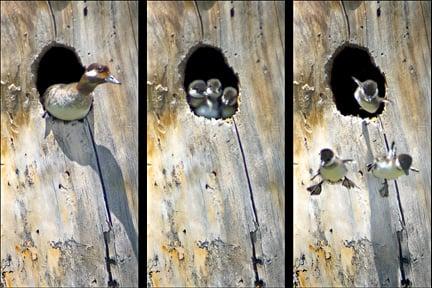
84,63 -> 121,85
85,63 -> 110,81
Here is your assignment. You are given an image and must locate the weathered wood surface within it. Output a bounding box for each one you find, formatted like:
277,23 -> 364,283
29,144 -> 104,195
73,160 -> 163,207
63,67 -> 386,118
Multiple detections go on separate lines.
1,1 -> 138,287
147,1 -> 285,287
294,1 -> 430,287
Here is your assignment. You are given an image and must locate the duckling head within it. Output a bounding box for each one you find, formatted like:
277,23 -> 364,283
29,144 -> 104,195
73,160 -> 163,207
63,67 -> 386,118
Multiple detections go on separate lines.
221,87 -> 238,106
206,78 -> 222,99
397,154 -> 412,175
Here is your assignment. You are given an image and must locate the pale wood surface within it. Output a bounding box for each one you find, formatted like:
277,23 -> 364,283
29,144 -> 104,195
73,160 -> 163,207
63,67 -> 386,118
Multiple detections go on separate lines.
294,1 -> 431,287
1,1 -> 138,287
147,1 -> 285,287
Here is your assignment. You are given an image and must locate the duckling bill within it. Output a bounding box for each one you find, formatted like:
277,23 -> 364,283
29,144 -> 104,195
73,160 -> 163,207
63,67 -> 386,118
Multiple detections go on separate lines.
43,63 -> 121,121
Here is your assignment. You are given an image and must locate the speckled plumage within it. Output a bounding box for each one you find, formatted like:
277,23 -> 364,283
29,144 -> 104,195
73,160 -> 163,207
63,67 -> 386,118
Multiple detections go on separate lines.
43,82 -> 95,121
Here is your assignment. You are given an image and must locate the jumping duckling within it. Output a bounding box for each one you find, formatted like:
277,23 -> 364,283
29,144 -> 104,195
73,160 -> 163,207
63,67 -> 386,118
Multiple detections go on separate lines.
367,141 -> 419,196
307,148 -> 357,195
352,76 -> 390,114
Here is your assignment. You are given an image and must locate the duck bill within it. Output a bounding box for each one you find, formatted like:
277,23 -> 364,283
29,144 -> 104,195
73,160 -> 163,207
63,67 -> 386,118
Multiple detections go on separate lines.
105,74 -> 121,84
404,169 -> 410,176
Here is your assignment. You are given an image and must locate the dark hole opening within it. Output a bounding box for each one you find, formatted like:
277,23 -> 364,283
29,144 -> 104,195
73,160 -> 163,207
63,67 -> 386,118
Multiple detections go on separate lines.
328,43 -> 386,119
35,45 -> 84,100
183,45 -> 239,120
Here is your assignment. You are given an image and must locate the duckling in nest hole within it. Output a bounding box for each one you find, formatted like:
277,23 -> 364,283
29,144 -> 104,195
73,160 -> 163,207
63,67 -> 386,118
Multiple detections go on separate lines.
43,63 -> 121,121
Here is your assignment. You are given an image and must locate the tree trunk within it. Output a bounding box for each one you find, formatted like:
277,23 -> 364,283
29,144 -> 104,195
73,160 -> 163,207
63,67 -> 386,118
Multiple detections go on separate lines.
1,1 -> 138,287
294,1 -> 431,287
147,1 -> 285,287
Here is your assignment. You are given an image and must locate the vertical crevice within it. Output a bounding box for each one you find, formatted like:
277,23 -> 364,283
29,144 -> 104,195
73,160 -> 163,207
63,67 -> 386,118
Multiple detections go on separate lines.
104,230 -> 119,287
250,228 -> 264,287
233,119 -> 259,225
84,118 -> 113,226
397,230 -> 410,287
233,119 -> 264,287
193,0 -> 204,39
393,181 -> 406,226
340,1 -> 351,39
85,118 -> 118,286
47,1 -> 57,38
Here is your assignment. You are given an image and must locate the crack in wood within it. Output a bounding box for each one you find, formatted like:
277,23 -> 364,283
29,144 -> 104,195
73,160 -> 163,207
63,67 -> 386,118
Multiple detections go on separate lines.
84,118 -> 117,286
250,228 -> 265,288
233,119 -> 259,225
397,230 -> 411,287
85,118 -> 113,226
233,119 -> 264,286
47,1 -> 57,38
393,180 -> 406,226
340,1 -> 351,39
193,0 -> 204,39
104,230 -> 119,287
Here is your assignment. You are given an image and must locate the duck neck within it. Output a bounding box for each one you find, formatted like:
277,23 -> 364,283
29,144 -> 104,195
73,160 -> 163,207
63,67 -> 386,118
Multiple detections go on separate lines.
76,76 -> 99,95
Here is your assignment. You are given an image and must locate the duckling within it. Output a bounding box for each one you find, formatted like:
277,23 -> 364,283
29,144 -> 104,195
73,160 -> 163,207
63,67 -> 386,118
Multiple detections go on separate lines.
220,86 -> 238,119
188,80 -> 207,108
352,76 -> 390,114
307,148 -> 357,195
205,78 -> 222,100
367,141 -> 419,196
43,63 -> 121,121
367,141 -> 419,179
